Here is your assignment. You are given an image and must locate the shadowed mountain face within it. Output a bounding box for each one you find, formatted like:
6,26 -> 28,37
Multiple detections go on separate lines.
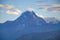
0,11 -> 60,40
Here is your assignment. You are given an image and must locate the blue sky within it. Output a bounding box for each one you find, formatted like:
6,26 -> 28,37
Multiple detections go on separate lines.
0,0 -> 60,23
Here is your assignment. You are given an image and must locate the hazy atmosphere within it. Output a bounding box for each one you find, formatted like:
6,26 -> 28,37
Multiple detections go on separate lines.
0,0 -> 60,23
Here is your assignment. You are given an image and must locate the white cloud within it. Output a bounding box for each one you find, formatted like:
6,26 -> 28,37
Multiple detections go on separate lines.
33,1 -> 60,12
5,4 -> 14,9
35,13 -> 59,24
52,4 -> 60,7
46,4 -> 60,12
35,13 -> 46,19
0,4 -> 21,15
0,4 -> 4,7
6,9 -> 21,15
38,4 -> 60,12
28,7 -> 36,11
44,17 -> 60,24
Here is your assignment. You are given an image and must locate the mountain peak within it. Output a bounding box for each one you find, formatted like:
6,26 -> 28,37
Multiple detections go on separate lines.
14,11 -> 37,22
22,11 -> 36,16
16,11 -> 37,20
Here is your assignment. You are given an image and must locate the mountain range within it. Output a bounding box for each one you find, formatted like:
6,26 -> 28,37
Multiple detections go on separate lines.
0,11 -> 60,40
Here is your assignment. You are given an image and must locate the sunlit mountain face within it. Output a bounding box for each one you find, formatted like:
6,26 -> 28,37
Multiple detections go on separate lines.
0,0 -> 60,40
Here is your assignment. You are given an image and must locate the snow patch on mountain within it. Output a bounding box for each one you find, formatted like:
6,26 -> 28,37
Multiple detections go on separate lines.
35,13 -> 60,24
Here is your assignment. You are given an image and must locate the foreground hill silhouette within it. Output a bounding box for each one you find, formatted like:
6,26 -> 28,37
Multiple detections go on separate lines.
0,11 -> 60,40
17,31 -> 60,40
